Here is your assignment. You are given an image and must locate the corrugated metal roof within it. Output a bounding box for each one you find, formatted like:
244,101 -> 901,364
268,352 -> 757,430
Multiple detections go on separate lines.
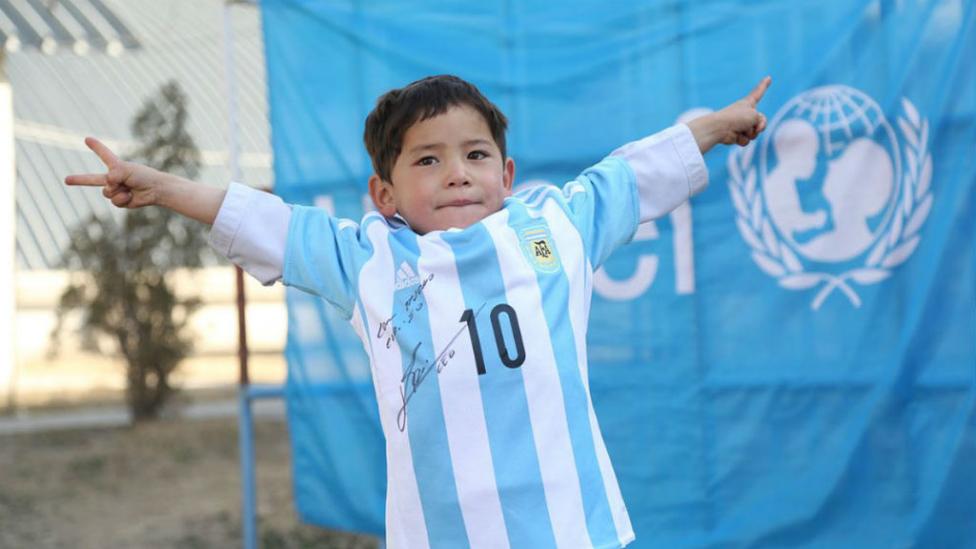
7,0 -> 272,270
0,0 -> 140,55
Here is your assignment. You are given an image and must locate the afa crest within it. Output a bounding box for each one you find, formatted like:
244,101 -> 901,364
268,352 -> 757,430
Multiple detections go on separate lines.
519,225 -> 561,273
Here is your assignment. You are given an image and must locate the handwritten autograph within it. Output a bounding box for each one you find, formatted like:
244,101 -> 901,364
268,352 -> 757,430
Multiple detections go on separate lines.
376,273 -> 435,349
395,302 -> 487,432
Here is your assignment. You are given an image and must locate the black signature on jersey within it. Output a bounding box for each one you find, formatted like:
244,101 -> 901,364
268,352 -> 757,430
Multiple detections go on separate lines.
395,302 -> 487,432
376,273 -> 435,349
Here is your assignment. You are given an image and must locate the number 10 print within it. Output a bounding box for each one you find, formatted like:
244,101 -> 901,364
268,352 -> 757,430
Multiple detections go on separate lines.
459,304 -> 526,375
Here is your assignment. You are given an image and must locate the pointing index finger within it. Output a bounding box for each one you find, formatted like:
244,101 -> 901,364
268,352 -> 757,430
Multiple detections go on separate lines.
64,173 -> 108,187
85,136 -> 120,168
745,76 -> 772,107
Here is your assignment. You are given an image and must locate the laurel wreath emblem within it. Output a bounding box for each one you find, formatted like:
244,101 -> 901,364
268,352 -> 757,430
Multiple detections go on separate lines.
727,97 -> 933,310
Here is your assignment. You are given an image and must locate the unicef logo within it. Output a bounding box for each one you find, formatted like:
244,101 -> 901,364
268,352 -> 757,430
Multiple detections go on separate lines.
728,86 -> 933,309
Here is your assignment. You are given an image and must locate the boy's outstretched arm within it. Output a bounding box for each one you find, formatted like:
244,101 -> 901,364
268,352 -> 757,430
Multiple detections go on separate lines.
64,137 -> 226,225
687,76 -> 771,154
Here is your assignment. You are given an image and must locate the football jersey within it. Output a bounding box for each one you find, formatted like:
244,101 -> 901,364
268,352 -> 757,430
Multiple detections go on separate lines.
209,124 -> 707,549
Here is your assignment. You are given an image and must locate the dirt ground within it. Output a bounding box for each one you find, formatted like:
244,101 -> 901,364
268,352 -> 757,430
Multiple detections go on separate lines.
0,415 -> 380,549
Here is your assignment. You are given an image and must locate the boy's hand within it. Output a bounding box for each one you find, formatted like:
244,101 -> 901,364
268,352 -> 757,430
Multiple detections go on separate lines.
64,137 -> 162,209
687,76 -> 771,153
65,137 -> 226,225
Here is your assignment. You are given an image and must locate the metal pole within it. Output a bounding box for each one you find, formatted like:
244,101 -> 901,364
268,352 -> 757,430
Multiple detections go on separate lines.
236,267 -> 249,384
0,51 -> 17,412
237,382 -> 257,549
220,3 -> 257,549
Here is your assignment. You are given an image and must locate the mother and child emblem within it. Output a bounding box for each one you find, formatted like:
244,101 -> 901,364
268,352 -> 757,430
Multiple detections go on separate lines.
728,85 -> 933,310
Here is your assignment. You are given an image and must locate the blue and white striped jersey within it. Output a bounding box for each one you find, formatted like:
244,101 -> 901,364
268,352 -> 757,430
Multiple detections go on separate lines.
209,124 -> 707,549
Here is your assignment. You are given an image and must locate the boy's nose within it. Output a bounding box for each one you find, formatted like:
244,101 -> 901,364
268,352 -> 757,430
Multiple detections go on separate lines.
445,161 -> 470,187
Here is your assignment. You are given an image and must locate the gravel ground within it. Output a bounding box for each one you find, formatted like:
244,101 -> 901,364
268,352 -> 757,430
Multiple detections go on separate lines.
0,416 -> 380,549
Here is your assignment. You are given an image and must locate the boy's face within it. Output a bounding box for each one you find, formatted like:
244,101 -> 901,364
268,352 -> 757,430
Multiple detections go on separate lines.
369,105 -> 515,234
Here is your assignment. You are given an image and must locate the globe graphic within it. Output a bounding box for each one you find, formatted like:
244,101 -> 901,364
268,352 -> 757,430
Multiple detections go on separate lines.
760,86 -> 902,263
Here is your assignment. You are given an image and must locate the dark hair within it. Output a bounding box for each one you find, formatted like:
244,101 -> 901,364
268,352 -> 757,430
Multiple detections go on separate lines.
364,75 -> 508,183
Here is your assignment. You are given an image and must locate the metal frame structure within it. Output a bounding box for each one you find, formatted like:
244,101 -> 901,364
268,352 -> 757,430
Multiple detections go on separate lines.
0,0 -> 140,56
221,4 -> 286,548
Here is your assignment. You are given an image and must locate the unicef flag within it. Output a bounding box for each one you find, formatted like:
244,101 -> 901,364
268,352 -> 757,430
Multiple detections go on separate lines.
732,87 -> 930,306
259,0 -> 976,546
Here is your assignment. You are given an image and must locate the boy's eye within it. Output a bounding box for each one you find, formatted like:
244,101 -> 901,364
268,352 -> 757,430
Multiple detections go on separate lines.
468,150 -> 489,160
417,156 -> 437,166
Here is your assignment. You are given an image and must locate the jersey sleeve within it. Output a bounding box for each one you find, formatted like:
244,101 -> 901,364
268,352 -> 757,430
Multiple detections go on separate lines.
561,123 -> 708,267
208,182 -> 368,319
281,205 -> 371,319
208,182 -> 290,285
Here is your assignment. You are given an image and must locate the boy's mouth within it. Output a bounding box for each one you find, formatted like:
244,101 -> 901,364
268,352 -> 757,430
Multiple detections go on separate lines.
440,198 -> 479,208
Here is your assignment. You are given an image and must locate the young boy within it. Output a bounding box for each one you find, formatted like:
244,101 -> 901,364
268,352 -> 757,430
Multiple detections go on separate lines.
67,74 -> 770,548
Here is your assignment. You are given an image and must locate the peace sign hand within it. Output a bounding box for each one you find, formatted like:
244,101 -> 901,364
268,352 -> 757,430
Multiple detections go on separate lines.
64,137 -> 162,209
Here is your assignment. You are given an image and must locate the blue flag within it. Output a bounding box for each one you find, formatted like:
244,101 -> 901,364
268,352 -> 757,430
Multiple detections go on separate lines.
260,0 -> 976,546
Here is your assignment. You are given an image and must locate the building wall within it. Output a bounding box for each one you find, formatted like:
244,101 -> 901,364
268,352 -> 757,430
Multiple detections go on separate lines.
10,267 -> 288,408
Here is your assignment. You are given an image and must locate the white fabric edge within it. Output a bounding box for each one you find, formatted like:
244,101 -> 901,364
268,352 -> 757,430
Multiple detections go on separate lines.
610,123 -> 708,222
207,181 -> 291,285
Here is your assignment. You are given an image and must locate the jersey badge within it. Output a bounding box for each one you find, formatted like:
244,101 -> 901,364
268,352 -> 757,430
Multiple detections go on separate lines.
519,224 -> 561,274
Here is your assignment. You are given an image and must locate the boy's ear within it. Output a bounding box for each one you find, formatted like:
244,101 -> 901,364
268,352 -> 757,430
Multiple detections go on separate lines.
503,157 -> 516,195
368,174 -> 398,217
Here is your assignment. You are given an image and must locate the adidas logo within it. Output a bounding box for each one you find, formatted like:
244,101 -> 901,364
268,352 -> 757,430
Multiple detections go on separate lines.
394,261 -> 421,290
